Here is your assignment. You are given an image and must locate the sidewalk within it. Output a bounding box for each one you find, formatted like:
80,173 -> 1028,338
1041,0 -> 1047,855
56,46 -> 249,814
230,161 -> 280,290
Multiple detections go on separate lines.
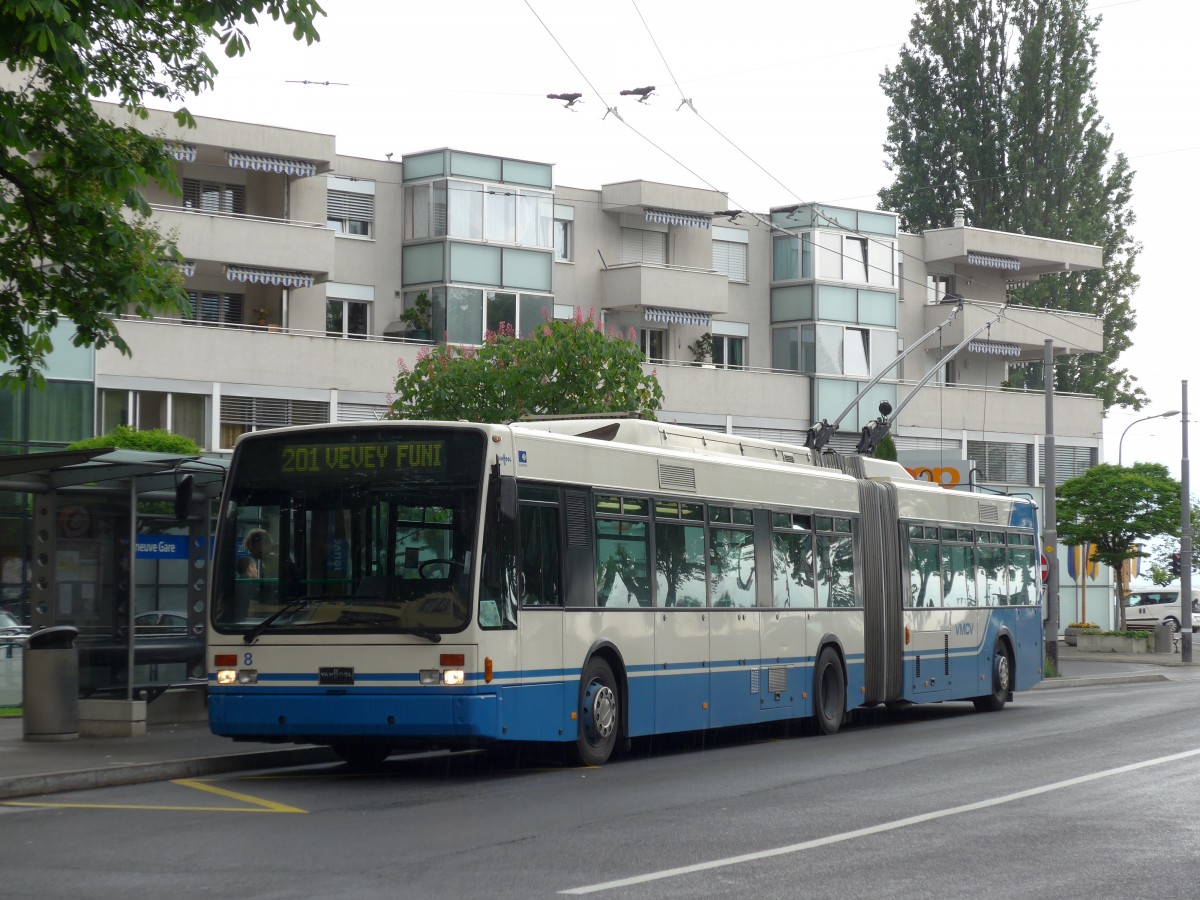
1,645 -> 1194,802
0,715 -> 335,801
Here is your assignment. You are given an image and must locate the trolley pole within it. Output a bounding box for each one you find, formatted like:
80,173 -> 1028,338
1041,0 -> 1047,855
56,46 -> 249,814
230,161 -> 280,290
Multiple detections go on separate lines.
1180,381 -> 1192,663
1043,340 -> 1060,675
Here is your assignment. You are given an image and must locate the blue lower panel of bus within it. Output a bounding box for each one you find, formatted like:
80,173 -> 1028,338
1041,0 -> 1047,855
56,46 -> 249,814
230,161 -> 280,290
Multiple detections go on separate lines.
900,608 -> 1043,703
208,653 -> 873,745
209,689 -> 502,741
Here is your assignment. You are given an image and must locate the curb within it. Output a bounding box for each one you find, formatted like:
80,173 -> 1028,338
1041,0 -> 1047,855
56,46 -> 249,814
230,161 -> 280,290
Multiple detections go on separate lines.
1033,672 -> 1169,691
0,744 -> 337,802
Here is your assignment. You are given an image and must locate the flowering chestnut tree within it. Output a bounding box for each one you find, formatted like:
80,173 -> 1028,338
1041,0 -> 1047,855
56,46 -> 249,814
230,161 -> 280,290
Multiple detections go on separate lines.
388,309 -> 663,423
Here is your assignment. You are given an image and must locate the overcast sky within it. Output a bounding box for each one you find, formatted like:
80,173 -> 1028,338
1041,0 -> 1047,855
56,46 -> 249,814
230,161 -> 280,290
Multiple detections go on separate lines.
178,0 -> 1197,479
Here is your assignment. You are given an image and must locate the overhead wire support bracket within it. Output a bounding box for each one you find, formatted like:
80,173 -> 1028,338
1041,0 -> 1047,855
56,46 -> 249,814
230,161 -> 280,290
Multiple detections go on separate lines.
806,298 -> 965,452
854,306 -> 1007,456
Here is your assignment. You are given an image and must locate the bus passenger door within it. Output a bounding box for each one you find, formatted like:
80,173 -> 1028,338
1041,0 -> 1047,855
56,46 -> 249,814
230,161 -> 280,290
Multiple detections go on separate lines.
653,512 -> 710,734
709,519 -> 761,727
513,491 -> 564,742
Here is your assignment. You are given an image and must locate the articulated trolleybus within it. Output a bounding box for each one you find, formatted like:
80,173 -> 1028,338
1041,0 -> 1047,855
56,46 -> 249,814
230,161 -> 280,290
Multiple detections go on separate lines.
205,417 -> 1042,767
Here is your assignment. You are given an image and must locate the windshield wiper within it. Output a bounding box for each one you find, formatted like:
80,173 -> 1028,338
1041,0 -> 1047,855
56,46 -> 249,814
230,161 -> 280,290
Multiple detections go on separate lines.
244,595 -> 323,644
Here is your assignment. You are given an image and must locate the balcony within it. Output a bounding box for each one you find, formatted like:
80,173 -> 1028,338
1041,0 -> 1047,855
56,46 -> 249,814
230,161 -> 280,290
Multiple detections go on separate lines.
151,206 -> 334,279
600,263 -> 729,317
922,225 -> 1102,281
925,298 -> 1103,361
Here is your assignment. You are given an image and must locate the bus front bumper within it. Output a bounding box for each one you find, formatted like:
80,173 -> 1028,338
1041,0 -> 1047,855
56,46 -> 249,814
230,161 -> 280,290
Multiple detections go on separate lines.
208,688 -> 501,742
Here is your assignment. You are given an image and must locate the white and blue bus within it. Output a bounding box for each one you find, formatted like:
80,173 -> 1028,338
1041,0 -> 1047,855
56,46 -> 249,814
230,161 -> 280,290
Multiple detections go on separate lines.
204,417 -> 1043,767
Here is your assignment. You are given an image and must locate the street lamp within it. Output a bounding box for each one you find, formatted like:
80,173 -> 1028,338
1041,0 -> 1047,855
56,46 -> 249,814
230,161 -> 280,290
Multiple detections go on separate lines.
1118,409 -> 1180,466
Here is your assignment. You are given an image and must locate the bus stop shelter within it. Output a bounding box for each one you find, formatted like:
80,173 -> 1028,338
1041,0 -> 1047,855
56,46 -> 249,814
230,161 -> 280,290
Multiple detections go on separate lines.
0,449 -> 227,700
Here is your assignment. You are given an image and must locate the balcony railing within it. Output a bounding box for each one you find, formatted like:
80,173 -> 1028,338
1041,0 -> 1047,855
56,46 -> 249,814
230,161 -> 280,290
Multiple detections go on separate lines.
150,203 -> 326,230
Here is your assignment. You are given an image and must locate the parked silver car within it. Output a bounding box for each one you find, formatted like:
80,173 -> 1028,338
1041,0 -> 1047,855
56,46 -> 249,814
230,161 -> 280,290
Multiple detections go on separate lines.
0,611 -> 29,637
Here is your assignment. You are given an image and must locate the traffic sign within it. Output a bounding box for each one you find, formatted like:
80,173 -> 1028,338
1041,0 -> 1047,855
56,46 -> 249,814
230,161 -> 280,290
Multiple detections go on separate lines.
1041,553 -> 1049,583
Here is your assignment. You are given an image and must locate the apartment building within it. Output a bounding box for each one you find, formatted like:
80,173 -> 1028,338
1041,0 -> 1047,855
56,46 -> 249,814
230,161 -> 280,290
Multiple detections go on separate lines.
1,107 -> 1114,629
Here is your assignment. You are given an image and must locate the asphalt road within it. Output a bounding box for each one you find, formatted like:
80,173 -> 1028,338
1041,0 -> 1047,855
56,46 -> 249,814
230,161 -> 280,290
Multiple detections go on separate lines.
3,678 -> 1200,900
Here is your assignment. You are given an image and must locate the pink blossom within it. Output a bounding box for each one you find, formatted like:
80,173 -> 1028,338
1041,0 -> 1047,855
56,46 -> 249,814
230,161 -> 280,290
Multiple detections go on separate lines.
628,327 -> 636,342
573,306 -> 584,326
542,324 -> 552,337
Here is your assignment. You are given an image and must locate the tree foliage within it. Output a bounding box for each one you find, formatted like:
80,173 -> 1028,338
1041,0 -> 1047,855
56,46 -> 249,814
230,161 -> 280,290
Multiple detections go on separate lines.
389,311 -> 664,423
1056,462 -> 1181,627
879,0 -> 1143,410
67,424 -> 201,454
0,0 -> 324,388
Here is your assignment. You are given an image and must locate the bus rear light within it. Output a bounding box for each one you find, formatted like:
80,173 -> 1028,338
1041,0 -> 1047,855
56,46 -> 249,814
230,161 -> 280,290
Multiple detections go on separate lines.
442,669 -> 465,686
419,670 -> 440,685
905,626 -> 911,645
236,669 -> 258,685
484,657 -> 493,683
215,654 -> 238,667
217,669 -> 237,685
440,653 -> 465,666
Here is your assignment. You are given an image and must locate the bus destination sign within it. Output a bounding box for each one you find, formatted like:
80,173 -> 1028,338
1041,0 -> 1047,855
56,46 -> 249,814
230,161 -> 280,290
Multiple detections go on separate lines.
279,441 -> 446,475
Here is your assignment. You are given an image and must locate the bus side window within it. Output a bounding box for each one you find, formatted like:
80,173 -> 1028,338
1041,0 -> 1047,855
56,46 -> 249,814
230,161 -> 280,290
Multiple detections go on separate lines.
520,500 -> 562,607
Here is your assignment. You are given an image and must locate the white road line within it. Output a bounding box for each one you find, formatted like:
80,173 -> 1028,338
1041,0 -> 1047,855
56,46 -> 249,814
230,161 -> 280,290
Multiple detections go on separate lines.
560,746 -> 1200,895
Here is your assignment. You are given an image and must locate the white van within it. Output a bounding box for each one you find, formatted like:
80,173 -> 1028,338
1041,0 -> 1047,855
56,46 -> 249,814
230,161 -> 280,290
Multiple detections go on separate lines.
1124,587 -> 1200,632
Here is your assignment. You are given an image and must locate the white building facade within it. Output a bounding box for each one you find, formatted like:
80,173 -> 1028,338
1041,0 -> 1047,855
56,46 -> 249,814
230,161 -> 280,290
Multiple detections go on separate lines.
2,107 -> 1117,630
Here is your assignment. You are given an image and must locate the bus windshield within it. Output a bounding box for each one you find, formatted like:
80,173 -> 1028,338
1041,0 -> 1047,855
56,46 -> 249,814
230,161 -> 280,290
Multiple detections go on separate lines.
212,428 -> 486,637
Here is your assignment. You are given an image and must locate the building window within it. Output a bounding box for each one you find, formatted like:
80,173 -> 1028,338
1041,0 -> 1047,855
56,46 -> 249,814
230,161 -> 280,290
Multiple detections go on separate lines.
712,225 -> 748,281
100,390 -> 206,448
554,204 -> 574,261
423,179 -> 553,248
968,440 -> 1031,485
621,228 -> 666,265
928,274 -> 953,304
219,396 -> 329,450
713,241 -> 747,280
1038,445 -> 1096,485
186,290 -> 244,326
327,181 -> 375,238
182,180 -> 244,215
518,190 -> 553,248
712,335 -> 745,369
640,328 -> 666,361
326,299 -> 370,338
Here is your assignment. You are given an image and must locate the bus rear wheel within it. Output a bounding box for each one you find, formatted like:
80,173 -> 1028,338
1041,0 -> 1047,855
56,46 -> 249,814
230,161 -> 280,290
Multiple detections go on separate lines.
973,642 -> 1012,712
572,657 -> 619,766
813,646 -> 846,735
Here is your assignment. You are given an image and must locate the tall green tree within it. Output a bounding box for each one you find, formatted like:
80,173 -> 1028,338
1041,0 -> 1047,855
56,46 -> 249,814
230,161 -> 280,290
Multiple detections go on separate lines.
879,0 -> 1143,410
0,1 -> 324,388
389,311 -> 664,423
1056,463 -> 1181,628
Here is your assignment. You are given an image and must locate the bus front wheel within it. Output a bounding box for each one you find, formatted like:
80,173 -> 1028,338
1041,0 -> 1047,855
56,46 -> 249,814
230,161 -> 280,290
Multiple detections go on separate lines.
973,642 -> 1012,712
813,646 -> 846,735
572,657 -> 619,766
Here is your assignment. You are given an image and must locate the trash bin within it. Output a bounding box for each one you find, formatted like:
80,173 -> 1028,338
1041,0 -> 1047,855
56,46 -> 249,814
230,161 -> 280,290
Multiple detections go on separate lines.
23,625 -> 80,741
1154,621 -> 1174,654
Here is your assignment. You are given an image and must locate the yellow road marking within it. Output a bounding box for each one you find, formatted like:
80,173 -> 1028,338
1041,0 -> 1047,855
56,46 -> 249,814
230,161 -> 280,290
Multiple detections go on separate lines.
0,777 -> 307,814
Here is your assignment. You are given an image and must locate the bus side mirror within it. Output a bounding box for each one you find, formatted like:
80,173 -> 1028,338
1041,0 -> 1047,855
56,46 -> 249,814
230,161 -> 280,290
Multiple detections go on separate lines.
499,475 -> 517,523
174,473 -> 194,521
